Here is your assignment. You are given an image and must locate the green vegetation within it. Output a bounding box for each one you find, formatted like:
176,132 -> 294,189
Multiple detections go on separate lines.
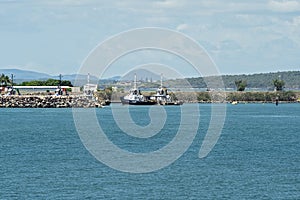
19,79 -> 73,87
183,71 -> 300,89
197,92 -> 211,102
95,87 -> 113,100
226,91 -> 297,102
196,91 -> 298,102
0,73 -> 11,87
273,79 -> 285,91
235,80 -> 247,91
168,92 -> 178,101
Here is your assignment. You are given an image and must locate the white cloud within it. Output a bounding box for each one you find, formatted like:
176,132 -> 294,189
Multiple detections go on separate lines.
268,0 -> 300,12
154,0 -> 184,8
291,16 -> 300,26
176,24 -> 189,31
42,0 -> 99,6
234,14 -> 274,27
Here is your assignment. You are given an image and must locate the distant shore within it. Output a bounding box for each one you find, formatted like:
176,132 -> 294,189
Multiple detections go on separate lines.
1,90 -> 299,108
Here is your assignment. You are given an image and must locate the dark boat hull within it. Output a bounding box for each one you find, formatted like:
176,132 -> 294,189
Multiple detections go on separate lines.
120,97 -> 156,105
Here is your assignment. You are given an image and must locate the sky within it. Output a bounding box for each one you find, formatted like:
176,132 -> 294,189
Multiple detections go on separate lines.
0,0 -> 300,78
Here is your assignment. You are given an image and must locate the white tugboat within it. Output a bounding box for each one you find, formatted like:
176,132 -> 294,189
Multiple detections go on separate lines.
150,74 -> 183,105
120,74 -> 156,105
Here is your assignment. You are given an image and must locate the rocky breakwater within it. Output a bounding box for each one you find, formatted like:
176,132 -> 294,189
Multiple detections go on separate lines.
0,95 -> 102,108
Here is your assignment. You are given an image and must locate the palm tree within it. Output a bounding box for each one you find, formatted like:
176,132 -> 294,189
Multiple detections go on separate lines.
0,73 -> 11,87
234,80 -> 247,91
273,79 -> 285,91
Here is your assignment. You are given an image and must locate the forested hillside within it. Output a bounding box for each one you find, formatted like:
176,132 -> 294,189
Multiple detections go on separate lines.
184,71 -> 300,90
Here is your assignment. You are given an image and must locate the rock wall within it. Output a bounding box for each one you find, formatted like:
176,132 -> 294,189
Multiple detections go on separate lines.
0,95 -> 102,108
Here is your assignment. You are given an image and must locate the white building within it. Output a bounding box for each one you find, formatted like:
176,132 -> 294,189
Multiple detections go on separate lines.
83,83 -> 97,95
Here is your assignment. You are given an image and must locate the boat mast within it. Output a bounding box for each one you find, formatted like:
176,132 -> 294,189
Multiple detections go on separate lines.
134,73 -> 137,90
160,73 -> 163,88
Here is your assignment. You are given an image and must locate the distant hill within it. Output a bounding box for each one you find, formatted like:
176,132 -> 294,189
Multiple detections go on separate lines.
1,68 -> 299,89
185,71 -> 300,90
120,69 -> 161,81
0,69 -> 98,86
0,69 -> 52,81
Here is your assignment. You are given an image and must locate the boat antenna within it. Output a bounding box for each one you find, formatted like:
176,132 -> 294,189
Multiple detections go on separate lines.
134,73 -> 137,90
87,73 -> 90,84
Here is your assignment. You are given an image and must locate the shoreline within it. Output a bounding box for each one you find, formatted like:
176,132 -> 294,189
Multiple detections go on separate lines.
0,95 -> 103,108
1,94 -> 299,108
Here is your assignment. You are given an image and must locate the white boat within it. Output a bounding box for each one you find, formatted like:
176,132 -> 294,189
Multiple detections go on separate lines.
120,74 -> 156,105
231,101 -> 238,105
150,74 -> 183,105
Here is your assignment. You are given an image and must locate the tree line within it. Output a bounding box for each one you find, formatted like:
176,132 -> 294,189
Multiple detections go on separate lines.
234,78 -> 285,92
1,74 -> 73,87
197,91 -> 298,102
19,79 -> 73,87
184,71 -> 300,89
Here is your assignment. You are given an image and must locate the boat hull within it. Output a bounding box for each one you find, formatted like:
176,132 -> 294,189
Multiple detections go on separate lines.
120,97 -> 157,105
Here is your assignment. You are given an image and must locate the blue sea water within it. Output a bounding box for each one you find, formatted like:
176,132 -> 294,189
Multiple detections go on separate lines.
0,104 -> 299,199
